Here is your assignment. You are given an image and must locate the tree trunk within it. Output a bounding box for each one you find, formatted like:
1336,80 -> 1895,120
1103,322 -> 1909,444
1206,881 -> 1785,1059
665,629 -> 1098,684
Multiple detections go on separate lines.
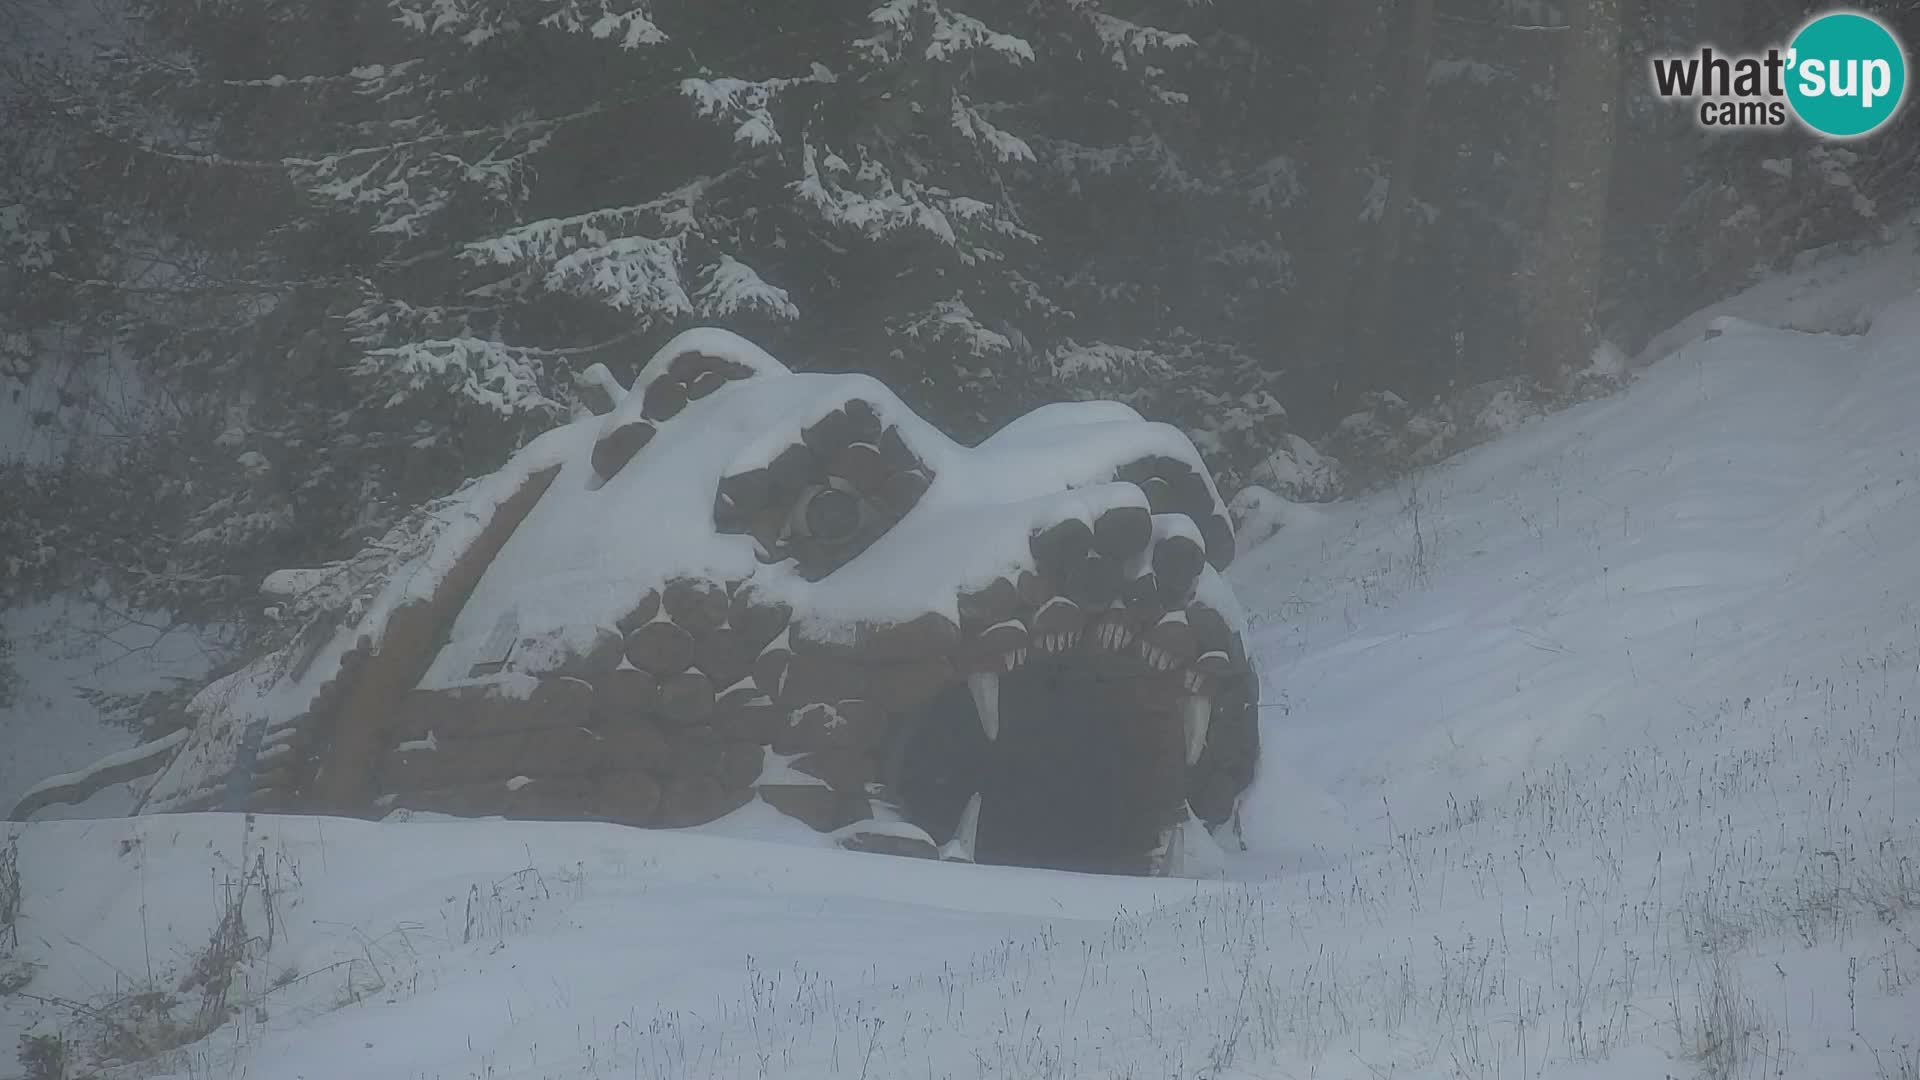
1357,0 -> 1437,390
1524,0 -> 1622,392
1297,0 -> 1388,419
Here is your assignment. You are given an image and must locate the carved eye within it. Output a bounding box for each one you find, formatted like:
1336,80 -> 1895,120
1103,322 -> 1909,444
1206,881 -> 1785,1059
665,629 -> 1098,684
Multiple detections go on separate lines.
789,479 -> 870,546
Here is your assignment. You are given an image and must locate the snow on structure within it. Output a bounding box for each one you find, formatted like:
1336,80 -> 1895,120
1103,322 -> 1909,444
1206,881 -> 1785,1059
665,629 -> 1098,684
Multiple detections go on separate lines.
17,329 -> 1260,876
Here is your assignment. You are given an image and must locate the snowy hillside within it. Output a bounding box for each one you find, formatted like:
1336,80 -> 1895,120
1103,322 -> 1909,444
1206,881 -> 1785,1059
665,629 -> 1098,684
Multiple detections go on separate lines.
5,295 -> 1919,1078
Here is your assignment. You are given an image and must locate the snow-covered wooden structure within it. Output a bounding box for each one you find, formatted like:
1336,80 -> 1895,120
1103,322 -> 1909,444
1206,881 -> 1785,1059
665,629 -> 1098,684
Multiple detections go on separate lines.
16,330 -> 1261,875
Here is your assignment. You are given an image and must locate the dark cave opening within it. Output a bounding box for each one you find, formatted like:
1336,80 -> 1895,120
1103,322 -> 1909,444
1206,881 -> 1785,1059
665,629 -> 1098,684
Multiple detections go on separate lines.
894,658 -> 1181,875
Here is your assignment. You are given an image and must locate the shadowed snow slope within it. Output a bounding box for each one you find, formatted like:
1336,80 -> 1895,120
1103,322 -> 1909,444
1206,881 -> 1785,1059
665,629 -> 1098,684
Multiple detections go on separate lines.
1233,303 -> 1920,865
4,299 -> 1918,1078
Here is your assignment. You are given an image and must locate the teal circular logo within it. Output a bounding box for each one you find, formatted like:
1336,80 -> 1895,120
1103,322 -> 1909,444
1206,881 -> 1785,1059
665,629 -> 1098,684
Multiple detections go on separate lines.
1786,12 -> 1907,138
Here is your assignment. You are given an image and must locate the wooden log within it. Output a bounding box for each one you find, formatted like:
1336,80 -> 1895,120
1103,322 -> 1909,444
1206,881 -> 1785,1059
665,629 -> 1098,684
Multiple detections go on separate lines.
614,589 -> 662,634
380,732 -> 526,791
506,776 -> 597,820
514,726 -> 607,775
777,652 -> 867,707
860,612 -> 960,662
876,426 -> 918,472
1172,468 -> 1214,517
391,781 -> 511,818
1141,475 -> 1173,513
575,368 -> 621,416
1144,614 -> 1198,666
842,398 -> 883,442
1030,595 -> 1085,638
750,508 -> 786,557
657,774 -> 749,827
728,587 -> 792,651
829,441 -> 888,493
879,468 -> 931,514
692,625 -> 755,690
246,787 -> 290,813
1151,533 -> 1205,603
1014,569 -> 1054,608
1192,650 -> 1233,675
759,784 -> 844,832
658,670 -> 717,727
767,443 -> 822,497
1092,504 -> 1153,559
718,741 -> 763,790
717,469 -> 773,524
1200,513 -> 1236,570
594,719 -> 672,768
590,421 -> 655,482
642,377 -> 688,421
1065,552 -> 1123,609
966,620 -> 1029,671
775,699 -> 887,755
839,829 -> 938,859
403,683 -> 581,739
625,620 -> 694,676
713,491 -> 746,534
594,770 -> 663,826
789,748 -> 875,793
714,696 -> 781,744
557,625 -> 628,679
593,666 -> 660,719
956,577 -> 1019,634
666,729 -> 727,776
685,369 -> 726,400
251,758 -> 299,797
753,637 -> 791,699
865,658 -> 954,713
530,675 -> 594,715
800,406 -> 853,457
662,578 -> 729,636
1121,571 -> 1159,611
1029,518 -> 1093,573
667,350 -> 706,380
1187,603 -> 1233,656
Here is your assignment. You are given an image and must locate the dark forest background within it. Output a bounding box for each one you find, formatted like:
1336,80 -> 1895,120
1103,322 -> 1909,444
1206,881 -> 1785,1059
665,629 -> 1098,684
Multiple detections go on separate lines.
3,0 -> 1918,690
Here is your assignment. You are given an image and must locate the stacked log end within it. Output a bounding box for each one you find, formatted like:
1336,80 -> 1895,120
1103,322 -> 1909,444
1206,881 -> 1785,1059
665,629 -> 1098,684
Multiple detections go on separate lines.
714,397 -> 938,581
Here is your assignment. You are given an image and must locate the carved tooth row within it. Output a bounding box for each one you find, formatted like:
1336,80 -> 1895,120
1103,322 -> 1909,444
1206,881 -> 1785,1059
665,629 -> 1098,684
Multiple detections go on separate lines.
999,647 -> 1027,671
1036,631 -> 1082,654
1140,641 -> 1179,671
1093,620 -> 1133,652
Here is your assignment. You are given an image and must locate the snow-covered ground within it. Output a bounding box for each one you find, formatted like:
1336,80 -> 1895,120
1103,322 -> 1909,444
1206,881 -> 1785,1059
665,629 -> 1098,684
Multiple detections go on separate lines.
4,281 -> 1919,1077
